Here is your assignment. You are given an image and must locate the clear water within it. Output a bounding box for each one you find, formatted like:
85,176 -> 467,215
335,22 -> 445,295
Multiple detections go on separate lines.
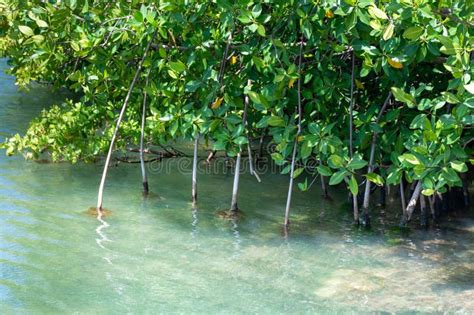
0,59 -> 473,313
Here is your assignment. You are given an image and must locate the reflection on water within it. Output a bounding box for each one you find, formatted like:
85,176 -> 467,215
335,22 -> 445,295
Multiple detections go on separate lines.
0,59 -> 473,313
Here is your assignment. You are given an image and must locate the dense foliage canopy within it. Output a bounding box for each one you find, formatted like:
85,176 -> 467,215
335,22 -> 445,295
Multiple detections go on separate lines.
0,0 -> 473,221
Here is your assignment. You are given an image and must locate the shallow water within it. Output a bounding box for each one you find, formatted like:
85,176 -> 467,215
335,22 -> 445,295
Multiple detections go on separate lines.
0,59 -> 473,313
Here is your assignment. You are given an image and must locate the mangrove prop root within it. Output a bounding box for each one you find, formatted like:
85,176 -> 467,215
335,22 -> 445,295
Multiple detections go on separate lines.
192,135 -> 199,205
140,71 -> 151,195
96,28 -> 158,212
216,209 -> 244,220
405,181 -> 422,222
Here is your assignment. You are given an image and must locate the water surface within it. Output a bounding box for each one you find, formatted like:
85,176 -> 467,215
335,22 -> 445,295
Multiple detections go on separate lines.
0,59 -> 473,313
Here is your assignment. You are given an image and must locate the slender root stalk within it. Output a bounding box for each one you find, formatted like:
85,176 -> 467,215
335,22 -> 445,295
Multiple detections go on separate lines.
140,72 -> 151,195
284,37 -> 304,227
321,175 -> 329,199
247,142 -> 261,182
206,150 -> 216,164
192,134 -> 199,205
349,50 -> 358,223
405,181 -> 422,222
400,179 -> 407,216
284,139 -> 298,226
361,92 -> 392,223
230,151 -> 241,211
96,28 -> 158,213
229,80 -> 251,211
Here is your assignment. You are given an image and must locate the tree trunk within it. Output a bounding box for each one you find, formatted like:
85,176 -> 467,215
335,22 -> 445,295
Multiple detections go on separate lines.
140,73 -> 150,195
192,134 -> 199,206
96,28 -> 158,213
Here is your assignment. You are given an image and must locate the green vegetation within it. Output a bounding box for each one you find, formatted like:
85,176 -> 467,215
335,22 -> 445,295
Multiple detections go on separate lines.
0,0 -> 472,225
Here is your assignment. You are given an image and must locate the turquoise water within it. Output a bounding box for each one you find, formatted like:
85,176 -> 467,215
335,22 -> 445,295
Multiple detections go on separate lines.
0,59 -> 473,313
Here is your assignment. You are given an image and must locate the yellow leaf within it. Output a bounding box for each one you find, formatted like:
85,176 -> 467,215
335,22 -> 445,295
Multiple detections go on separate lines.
297,135 -> 304,142
231,55 -> 238,65
325,10 -> 334,18
355,79 -> 364,89
211,97 -> 224,109
387,57 -> 403,69
288,79 -> 295,88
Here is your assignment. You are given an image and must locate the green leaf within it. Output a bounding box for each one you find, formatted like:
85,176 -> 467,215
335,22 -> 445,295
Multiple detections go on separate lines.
31,35 -> 44,44
267,116 -> 285,127
167,70 -> 178,79
317,165 -> 332,177
257,24 -> 266,37
349,175 -> 358,195
348,156 -> 368,170
422,189 -> 435,196
386,169 -> 401,185
237,14 -> 252,24
298,178 -> 308,191
328,154 -> 344,168
271,152 -> 285,165
438,37 -> 456,55
234,136 -> 248,145
365,173 -> 384,186
441,92 -> 460,104
293,167 -> 304,178
368,5 -> 388,20
185,81 -> 201,92
383,23 -> 394,41
403,26 -> 423,40
450,161 -> 467,173
252,4 -> 262,18
19,25 -> 34,37
391,87 -> 416,107
70,41 -> 80,51
247,91 -> 261,104
329,170 -> 348,185
281,164 -> 291,175
169,61 -> 186,73
399,153 -> 420,165
464,83 -> 474,94
462,115 -> 474,125
442,167 -> 460,183
300,140 -> 312,159
36,19 -> 48,28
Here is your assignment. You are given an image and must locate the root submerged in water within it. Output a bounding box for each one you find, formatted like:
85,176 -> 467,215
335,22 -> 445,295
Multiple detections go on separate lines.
216,209 -> 244,220
86,207 -> 112,217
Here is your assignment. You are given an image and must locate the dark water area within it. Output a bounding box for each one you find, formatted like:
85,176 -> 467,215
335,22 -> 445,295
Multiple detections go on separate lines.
0,59 -> 473,313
